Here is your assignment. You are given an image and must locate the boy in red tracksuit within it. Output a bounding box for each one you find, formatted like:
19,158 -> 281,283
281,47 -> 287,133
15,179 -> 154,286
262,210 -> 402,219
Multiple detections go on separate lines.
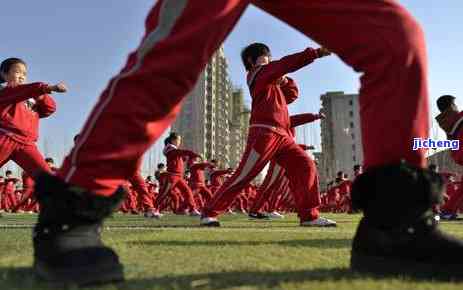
336,172 -> 352,213
326,181 -> 339,213
201,43 -> 335,227
152,132 -> 201,217
21,171 -> 37,213
435,95 -> 463,219
189,157 -> 215,207
250,143 -> 315,220
145,176 -> 158,209
0,58 -> 66,178
209,168 -> 233,194
440,175 -> 462,220
3,171 -> 19,212
129,171 -> 156,217
30,1 -> 459,284
249,112 -> 324,220
154,163 -> 166,183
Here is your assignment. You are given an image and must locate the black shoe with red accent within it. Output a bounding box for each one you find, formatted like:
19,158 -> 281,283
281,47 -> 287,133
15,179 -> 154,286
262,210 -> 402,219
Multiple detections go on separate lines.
33,173 -> 126,286
248,212 -> 270,220
350,161 -> 463,279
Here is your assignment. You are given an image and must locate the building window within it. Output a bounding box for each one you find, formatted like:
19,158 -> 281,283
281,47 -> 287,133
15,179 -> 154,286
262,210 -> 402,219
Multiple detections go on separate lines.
353,156 -> 356,162
351,133 -> 355,139
352,144 -> 356,151
349,100 -> 353,106
349,111 -> 353,117
350,122 -> 354,128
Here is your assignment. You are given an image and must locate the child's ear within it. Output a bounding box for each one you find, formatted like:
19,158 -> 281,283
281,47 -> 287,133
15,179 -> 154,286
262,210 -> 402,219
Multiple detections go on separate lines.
247,57 -> 254,68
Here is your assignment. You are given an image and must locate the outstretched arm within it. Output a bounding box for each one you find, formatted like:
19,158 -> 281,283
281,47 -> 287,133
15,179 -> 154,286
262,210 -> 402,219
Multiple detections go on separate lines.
290,113 -> 323,128
257,47 -> 330,86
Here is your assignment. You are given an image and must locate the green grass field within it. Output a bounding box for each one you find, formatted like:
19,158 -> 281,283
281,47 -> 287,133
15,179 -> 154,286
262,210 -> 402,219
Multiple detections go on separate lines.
1,213 -> 463,290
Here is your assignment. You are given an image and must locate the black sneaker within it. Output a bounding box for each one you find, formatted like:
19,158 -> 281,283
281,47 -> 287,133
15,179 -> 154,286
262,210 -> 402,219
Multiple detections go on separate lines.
33,173 -> 125,286
351,215 -> 463,277
440,212 -> 458,220
248,212 -> 270,220
350,161 -> 463,279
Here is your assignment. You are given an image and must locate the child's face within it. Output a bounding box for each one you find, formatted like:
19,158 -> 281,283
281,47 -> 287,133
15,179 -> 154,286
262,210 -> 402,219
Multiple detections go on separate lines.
255,54 -> 271,66
173,136 -> 182,147
4,63 -> 27,86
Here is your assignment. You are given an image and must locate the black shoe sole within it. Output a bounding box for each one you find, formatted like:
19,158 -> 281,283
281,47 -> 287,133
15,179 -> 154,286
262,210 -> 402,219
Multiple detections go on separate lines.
200,221 -> 221,227
351,250 -> 462,279
34,260 -> 124,286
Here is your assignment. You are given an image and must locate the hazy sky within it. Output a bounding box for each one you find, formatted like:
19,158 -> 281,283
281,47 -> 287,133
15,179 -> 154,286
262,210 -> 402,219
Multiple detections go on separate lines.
1,1 -> 462,175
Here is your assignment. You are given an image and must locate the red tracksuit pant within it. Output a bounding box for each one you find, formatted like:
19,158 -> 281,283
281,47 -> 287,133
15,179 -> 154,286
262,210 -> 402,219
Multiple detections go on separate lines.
203,128 -> 320,221
129,173 -> 155,211
250,161 -> 285,214
57,0 -> 428,196
267,177 -> 290,212
442,190 -> 463,215
0,135 -> 50,175
154,174 -> 197,212
191,183 -> 213,206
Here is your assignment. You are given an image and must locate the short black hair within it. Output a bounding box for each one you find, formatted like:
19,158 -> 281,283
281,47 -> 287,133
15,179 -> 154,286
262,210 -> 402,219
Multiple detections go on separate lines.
241,43 -> 270,71
5,170 -> 12,175
437,95 -> 456,112
157,163 -> 165,169
337,171 -> 343,177
45,157 -> 54,163
0,58 -> 26,84
164,132 -> 180,146
353,164 -> 361,171
428,164 -> 438,172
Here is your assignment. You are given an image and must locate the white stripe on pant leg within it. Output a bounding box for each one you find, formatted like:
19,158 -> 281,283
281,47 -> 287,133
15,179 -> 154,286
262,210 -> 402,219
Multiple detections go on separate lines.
209,149 -> 262,209
65,0 -> 189,183
229,149 -> 262,189
267,164 -> 281,190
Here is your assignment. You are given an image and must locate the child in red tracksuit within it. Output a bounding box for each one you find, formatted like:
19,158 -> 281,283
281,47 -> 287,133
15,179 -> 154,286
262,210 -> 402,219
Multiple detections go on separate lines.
0,58 -> 66,177
152,132 -> 201,218
189,157 -> 215,208
436,95 -> 463,219
209,168 -> 233,194
201,43 -> 335,227
2,170 -> 19,212
249,113 -> 324,220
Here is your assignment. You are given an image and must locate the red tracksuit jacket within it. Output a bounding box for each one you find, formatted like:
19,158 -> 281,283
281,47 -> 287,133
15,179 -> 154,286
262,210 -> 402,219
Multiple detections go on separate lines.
163,144 -> 199,176
0,83 -> 56,143
4,178 -> 19,194
210,169 -> 232,187
189,162 -> 215,185
246,48 -> 322,134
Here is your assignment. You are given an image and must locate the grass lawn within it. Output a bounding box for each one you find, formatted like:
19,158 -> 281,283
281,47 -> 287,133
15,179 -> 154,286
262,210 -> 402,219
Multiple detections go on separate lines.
0,213 -> 462,290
